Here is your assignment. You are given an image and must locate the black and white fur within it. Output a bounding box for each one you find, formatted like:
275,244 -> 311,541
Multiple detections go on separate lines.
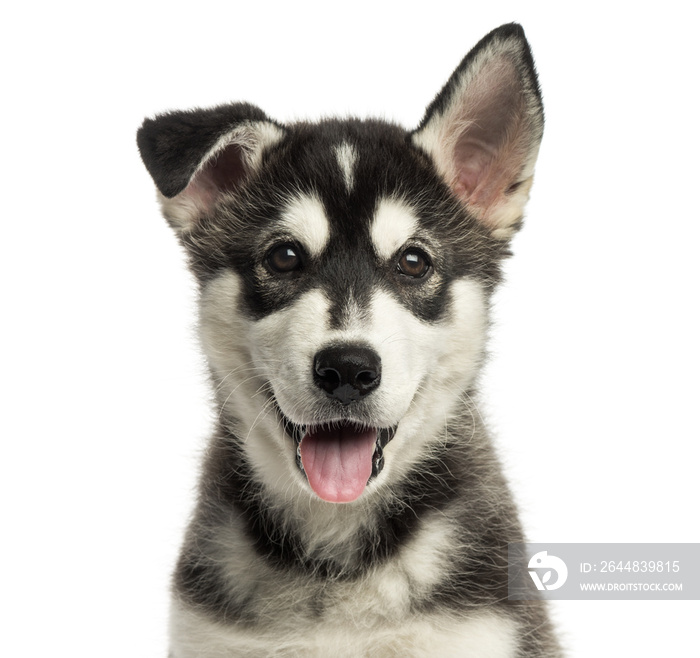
138,23 -> 560,657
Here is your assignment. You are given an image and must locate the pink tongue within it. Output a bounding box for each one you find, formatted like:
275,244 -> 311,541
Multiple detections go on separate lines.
300,425 -> 377,503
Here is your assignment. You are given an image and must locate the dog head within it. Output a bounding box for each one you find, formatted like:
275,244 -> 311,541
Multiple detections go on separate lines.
138,23 -> 543,505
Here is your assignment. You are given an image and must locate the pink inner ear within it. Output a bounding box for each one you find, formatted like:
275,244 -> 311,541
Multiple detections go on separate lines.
206,143 -> 247,192
454,141 -> 494,199
183,143 -> 247,213
454,139 -> 521,214
448,57 -> 529,217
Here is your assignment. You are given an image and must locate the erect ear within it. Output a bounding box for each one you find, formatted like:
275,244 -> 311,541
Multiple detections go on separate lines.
412,23 -> 544,240
137,103 -> 286,231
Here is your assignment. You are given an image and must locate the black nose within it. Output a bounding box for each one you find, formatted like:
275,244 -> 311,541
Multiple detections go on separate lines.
313,345 -> 382,405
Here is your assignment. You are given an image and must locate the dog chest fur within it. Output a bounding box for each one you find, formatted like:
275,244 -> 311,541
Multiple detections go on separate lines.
170,604 -> 519,657
170,507 -> 521,657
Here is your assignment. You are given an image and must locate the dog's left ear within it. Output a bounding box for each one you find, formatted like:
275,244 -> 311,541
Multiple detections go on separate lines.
412,23 -> 544,239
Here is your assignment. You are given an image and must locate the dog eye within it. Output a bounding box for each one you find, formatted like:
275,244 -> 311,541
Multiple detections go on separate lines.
267,244 -> 302,273
397,248 -> 431,279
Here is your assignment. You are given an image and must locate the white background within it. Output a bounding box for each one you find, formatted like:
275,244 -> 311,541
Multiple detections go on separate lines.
2,2 -> 698,656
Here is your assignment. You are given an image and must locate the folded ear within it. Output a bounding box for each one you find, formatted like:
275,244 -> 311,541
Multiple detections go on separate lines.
137,103 -> 286,231
412,23 -> 544,239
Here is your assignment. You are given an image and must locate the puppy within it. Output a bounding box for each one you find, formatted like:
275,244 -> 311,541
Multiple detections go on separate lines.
138,22 -> 560,657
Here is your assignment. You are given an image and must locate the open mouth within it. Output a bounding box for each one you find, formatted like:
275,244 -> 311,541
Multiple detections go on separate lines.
279,412 -> 396,503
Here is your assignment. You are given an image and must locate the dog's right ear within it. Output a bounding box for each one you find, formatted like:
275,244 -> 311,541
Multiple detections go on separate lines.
137,104 -> 286,231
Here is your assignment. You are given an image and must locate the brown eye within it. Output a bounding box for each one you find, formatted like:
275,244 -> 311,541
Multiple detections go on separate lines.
397,248 -> 431,279
267,244 -> 302,273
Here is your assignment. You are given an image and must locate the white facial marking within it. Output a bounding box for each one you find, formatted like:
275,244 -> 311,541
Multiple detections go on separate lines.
333,141 -> 358,193
370,198 -> 419,260
374,278 -> 488,487
198,270 -> 245,380
250,288 -> 331,423
279,193 -> 330,257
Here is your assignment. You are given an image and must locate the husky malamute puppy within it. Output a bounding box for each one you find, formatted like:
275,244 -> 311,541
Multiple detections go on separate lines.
138,22 -> 560,658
